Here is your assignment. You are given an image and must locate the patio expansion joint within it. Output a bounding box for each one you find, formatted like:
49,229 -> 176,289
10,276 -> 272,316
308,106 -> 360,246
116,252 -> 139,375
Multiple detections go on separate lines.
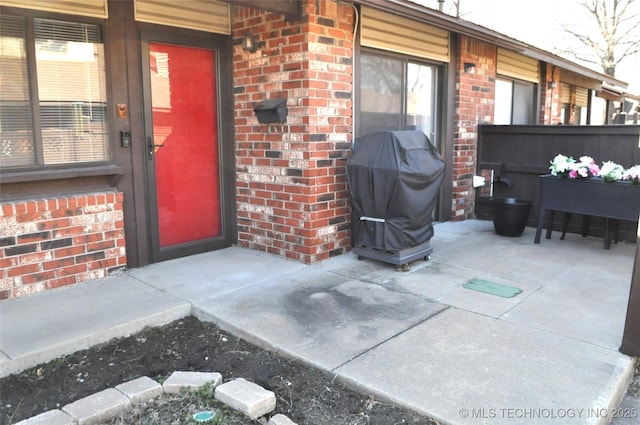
495,285 -> 544,319
130,266 -> 310,304
323,268 -> 438,299
328,305 -> 452,373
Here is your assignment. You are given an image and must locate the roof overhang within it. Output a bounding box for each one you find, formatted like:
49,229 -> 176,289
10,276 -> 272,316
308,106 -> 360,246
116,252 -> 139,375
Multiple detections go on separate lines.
597,84 -> 625,101
353,0 -> 629,90
228,0 -> 634,99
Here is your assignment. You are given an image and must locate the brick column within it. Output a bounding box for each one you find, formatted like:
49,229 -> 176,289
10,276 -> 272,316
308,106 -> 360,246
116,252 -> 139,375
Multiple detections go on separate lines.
452,37 -> 496,220
232,0 -> 353,263
541,64 -> 561,125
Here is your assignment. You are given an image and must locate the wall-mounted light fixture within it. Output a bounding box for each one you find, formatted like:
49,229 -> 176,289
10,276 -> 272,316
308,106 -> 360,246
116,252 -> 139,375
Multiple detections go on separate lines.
241,35 -> 258,53
548,80 -> 557,90
463,62 -> 476,74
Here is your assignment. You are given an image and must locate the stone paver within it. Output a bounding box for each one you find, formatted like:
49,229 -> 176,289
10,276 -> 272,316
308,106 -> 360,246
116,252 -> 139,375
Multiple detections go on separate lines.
215,377 -> 276,420
115,376 -> 163,404
162,371 -> 222,394
62,388 -> 131,424
15,409 -> 74,425
268,413 -> 298,425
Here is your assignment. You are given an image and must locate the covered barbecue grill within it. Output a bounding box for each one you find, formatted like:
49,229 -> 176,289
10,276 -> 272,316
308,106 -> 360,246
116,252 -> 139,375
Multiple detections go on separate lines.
347,130 -> 445,269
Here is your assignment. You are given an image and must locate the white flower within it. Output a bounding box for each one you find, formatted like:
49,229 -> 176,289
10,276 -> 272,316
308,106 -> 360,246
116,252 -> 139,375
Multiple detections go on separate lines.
549,154 -> 575,176
623,165 -> 640,182
598,161 -> 625,182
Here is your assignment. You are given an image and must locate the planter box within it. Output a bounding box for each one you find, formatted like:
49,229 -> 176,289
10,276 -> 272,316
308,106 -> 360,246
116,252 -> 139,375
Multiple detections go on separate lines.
534,174 -> 640,247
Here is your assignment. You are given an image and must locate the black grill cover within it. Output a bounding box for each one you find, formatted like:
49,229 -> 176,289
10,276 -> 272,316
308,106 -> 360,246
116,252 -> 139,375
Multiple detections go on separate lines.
347,130 -> 445,250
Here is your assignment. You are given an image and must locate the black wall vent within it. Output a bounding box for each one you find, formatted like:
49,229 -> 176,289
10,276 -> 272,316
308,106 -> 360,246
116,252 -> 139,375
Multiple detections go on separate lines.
253,98 -> 288,124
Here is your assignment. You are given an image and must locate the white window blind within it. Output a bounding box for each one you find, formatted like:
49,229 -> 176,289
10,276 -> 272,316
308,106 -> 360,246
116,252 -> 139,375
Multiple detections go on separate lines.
0,14 -> 35,167
34,18 -> 109,164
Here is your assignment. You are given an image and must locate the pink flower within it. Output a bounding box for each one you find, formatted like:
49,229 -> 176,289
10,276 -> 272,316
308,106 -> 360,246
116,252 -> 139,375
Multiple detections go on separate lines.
569,169 -> 578,179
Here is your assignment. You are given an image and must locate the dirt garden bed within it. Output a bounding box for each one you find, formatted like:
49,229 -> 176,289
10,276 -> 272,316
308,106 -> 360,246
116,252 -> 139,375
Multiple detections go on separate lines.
0,316 -> 440,424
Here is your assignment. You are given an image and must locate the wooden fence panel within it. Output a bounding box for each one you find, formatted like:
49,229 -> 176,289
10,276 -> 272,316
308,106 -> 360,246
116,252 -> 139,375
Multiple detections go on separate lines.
476,125 -> 640,243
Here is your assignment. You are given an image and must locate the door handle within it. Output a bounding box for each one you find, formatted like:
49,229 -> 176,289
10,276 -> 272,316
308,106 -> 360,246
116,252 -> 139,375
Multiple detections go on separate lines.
147,136 -> 164,158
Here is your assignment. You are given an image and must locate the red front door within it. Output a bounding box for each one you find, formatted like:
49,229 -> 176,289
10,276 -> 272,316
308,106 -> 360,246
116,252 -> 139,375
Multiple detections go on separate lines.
141,31 -> 232,262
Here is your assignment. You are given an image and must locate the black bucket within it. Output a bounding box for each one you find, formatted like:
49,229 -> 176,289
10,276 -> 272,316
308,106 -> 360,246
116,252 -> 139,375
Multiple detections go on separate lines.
491,197 -> 532,237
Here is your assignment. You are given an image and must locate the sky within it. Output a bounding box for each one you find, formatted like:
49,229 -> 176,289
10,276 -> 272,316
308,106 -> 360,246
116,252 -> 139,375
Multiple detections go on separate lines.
410,0 -> 640,94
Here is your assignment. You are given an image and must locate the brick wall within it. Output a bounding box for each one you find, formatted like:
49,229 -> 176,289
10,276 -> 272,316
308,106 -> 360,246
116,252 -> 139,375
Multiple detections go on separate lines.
0,192 -> 126,300
453,37 -> 496,220
232,0 -> 353,263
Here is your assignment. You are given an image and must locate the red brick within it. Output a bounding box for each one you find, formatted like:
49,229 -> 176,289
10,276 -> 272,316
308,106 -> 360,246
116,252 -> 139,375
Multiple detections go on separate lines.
73,234 -> 103,245
38,218 -> 71,231
87,258 -> 117,271
57,264 -> 86,277
52,225 -> 83,237
44,257 -> 75,270
47,276 -> 77,290
26,201 -> 38,213
54,246 -> 86,258
15,211 -> 46,223
8,263 -> 40,277
1,203 -> 14,216
13,202 -> 27,214
21,271 -> 55,284
0,257 -> 16,270
87,240 -> 115,252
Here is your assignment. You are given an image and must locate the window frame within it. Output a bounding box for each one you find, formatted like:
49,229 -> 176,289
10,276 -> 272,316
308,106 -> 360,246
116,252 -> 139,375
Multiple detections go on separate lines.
0,6 -> 116,180
357,48 -> 442,144
494,75 -> 537,125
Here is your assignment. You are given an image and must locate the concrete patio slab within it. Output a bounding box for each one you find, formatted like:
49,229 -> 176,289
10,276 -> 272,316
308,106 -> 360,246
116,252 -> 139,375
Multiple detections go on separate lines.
130,246 -> 307,302
193,268 -> 448,371
431,221 -> 634,289
335,308 -> 634,425
0,276 -> 190,378
502,274 -> 632,350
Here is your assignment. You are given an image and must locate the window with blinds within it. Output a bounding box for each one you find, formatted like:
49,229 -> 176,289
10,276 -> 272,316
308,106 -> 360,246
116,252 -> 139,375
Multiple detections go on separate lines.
0,14 -> 109,169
